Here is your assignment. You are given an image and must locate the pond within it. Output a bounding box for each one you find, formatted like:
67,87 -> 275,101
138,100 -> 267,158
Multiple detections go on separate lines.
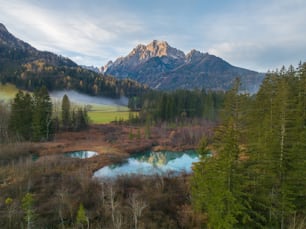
65,150 -> 98,159
93,150 -> 199,179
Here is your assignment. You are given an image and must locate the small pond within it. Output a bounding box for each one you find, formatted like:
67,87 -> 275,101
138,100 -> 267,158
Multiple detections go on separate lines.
65,150 -> 98,159
93,150 -> 199,179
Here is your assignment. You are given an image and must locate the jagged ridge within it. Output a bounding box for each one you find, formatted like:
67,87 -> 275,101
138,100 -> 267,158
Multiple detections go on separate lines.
104,40 -> 265,92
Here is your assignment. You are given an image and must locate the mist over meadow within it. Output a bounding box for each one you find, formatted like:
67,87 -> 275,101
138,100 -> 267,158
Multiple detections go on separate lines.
50,90 -> 128,106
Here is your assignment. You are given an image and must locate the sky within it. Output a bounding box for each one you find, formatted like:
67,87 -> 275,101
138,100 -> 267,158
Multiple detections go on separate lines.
1,0 -> 305,72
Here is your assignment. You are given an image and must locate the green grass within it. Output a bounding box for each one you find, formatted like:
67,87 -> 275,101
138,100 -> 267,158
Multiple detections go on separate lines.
87,104 -> 137,124
0,83 -> 20,102
75,102 -> 135,124
88,110 -> 131,124
0,83 -> 134,124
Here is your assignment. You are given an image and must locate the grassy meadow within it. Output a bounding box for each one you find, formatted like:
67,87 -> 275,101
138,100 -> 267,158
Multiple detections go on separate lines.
0,83 -> 135,124
0,83 -> 20,102
87,104 -> 134,124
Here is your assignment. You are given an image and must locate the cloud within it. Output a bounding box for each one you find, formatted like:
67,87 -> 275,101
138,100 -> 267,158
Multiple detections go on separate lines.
0,0 -> 145,65
0,0 -> 305,70
198,0 -> 306,71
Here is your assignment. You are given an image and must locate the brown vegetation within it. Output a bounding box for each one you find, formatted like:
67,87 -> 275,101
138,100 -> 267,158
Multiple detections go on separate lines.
31,121 -> 214,172
0,122 -> 213,228
0,148 -> 203,228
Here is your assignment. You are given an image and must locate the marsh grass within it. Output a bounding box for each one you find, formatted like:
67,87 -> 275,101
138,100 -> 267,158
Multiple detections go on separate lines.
0,142 -> 36,165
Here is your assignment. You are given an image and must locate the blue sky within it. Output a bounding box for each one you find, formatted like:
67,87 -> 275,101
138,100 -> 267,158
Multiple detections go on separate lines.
1,0 -> 305,72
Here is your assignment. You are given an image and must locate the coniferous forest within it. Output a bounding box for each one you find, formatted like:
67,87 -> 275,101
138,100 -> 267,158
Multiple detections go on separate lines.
192,63 -> 306,228
0,63 -> 306,228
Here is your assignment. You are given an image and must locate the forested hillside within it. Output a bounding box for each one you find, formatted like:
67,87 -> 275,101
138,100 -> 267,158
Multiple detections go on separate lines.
0,23 -> 147,98
192,63 -> 306,228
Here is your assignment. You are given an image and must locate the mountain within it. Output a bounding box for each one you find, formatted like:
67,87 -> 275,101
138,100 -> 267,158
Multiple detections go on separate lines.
80,65 -> 101,73
104,40 -> 265,92
0,23 -> 76,67
0,23 -> 147,98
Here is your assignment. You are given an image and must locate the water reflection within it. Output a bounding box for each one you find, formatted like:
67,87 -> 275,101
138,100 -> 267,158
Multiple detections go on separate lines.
66,150 -> 98,159
93,150 -> 199,179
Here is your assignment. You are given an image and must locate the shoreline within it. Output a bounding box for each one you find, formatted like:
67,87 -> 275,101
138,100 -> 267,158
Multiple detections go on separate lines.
32,123 -> 213,173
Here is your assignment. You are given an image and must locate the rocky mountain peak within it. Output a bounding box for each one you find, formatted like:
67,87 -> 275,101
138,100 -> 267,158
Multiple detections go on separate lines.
146,40 -> 169,56
186,49 -> 206,62
103,40 -> 186,72
128,40 -> 185,62
104,40 -> 264,92
187,49 -> 202,56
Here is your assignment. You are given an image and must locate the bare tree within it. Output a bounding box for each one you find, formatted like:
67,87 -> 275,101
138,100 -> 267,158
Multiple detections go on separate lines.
106,183 -> 120,228
5,197 -> 17,229
128,193 -> 147,229
113,210 -> 123,229
56,188 -> 74,226
0,102 -> 9,143
56,189 -> 67,229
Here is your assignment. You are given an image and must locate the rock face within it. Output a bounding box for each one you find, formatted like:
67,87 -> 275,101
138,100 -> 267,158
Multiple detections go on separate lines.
104,40 -> 265,92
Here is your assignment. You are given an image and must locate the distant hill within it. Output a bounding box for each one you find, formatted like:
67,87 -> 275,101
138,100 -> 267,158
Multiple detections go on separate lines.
104,40 -> 265,92
0,23 -> 76,68
0,23 -> 147,98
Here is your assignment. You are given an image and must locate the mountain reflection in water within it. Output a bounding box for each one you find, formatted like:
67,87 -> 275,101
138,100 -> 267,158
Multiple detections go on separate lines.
66,151 -> 98,159
93,150 -> 199,179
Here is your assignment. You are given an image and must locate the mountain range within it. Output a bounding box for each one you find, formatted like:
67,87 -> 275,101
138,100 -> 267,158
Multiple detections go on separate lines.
0,22 -> 264,94
0,23 -> 146,98
104,40 -> 265,92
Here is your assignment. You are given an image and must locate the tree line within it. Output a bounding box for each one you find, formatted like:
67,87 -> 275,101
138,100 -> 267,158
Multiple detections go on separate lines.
0,47 -> 148,99
6,87 -> 89,142
128,89 -> 225,123
192,63 -> 306,228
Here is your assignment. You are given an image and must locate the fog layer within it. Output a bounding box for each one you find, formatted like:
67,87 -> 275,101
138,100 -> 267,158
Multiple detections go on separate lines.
50,90 -> 128,106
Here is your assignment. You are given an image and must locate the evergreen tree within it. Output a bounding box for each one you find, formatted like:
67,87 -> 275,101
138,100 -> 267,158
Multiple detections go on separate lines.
61,94 -> 71,130
8,91 -> 33,140
0,102 -> 10,143
245,66 -> 306,228
70,107 -> 89,131
32,86 -> 53,141
192,80 -> 252,228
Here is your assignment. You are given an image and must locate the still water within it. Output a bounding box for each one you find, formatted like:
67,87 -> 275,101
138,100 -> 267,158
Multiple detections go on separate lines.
93,150 -> 199,179
65,150 -> 98,159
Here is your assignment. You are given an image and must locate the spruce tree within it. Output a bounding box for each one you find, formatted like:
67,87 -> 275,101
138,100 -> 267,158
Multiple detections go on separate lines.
192,79 -> 252,228
61,94 -> 71,130
9,91 -> 33,140
32,87 -> 53,141
246,66 -> 306,228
